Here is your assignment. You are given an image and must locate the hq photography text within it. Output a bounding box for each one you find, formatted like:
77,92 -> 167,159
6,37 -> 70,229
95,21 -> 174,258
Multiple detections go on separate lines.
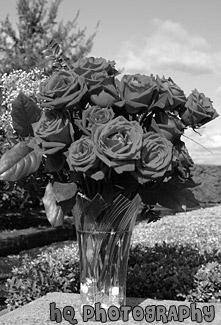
50,301 -> 215,323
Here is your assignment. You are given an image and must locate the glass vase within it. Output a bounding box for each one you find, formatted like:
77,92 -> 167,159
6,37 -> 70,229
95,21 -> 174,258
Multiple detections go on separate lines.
73,193 -> 142,318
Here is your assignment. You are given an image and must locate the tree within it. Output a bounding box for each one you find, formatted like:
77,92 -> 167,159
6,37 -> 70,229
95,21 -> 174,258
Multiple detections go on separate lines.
0,0 -> 98,74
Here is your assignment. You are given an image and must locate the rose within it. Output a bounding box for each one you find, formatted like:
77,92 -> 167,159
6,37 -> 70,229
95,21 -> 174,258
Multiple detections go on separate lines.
155,76 -> 186,111
38,70 -> 88,110
81,106 -> 115,134
153,111 -> 185,144
134,132 -> 173,183
179,89 -> 219,127
66,137 -> 98,173
72,57 -> 118,79
88,73 -> 120,107
32,110 -> 74,154
32,110 -> 73,143
72,58 -> 119,107
114,74 -> 158,114
92,116 -> 143,173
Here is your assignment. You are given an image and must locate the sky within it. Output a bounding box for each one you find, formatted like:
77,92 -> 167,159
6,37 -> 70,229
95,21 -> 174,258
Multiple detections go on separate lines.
0,0 -> 221,165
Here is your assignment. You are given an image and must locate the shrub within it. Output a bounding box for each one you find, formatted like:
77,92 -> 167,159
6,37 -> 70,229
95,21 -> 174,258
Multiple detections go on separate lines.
5,241 -> 221,310
187,261 -> 221,303
6,244 -> 80,310
0,181 -> 28,213
0,68 -> 46,143
0,172 -> 48,215
127,243 -> 208,300
0,69 -> 48,214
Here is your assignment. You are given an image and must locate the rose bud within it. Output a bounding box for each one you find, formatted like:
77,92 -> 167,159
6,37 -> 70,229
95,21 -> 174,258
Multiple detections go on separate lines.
179,89 -> 219,127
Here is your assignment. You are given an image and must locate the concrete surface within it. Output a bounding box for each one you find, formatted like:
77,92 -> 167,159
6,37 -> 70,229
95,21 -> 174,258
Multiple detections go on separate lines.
0,292 -> 220,324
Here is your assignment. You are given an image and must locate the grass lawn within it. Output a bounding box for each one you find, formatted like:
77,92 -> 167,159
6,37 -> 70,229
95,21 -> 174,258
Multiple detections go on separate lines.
132,205 -> 221,253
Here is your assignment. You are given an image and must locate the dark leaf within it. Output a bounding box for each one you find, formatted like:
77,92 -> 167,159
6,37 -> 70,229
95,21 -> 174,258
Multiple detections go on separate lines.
102,181 -> 114,203
157,185 -> 199,211
59,196 -> 77,215
138,184 -> 158,206
45,152 -> 66,172
167,176 -> 200,189
11,92 -> 41,137
139,182 -> 199,211
153,93 -> 168,109
69,170 -> 82,182
115,171 -> 139,198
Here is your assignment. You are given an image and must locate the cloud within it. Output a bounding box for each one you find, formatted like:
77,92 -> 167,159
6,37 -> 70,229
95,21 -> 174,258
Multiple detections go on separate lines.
215,86 -> 221,97
189,149 -> 221,165
183,127 -> 221,165
116,19 -> 221,76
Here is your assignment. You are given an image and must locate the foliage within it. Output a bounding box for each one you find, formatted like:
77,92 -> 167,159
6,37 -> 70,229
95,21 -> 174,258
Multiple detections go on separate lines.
188,261 -> 221,303
0,68 -> 46,149
0,180 -> 32,213
5,241 -> 221,310
1,69 -> 45,108
127,244 -> 221,301
0,69 -> 51,213
0,168 -> 53,214
6,244 -> 80,310
0,0 -> 97,74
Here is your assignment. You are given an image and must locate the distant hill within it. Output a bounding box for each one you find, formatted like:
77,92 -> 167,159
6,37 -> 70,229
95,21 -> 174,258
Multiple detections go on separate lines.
191,165 -> 221,206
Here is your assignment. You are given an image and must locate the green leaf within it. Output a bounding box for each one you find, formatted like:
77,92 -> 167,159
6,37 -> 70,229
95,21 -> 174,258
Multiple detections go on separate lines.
52,182 -> 78,202
11,92 -> 41,137
47,182 -> 78,217
0,140 -> 42,181
42,183 -> 64,227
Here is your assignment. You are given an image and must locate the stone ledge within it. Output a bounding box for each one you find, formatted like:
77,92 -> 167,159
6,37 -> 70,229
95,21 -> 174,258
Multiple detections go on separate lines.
0,225 -> 76,257
0,292 -> 220,324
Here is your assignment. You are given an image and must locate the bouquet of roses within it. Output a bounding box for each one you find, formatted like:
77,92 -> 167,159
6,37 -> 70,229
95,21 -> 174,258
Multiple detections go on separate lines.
0,46 -> 218,229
